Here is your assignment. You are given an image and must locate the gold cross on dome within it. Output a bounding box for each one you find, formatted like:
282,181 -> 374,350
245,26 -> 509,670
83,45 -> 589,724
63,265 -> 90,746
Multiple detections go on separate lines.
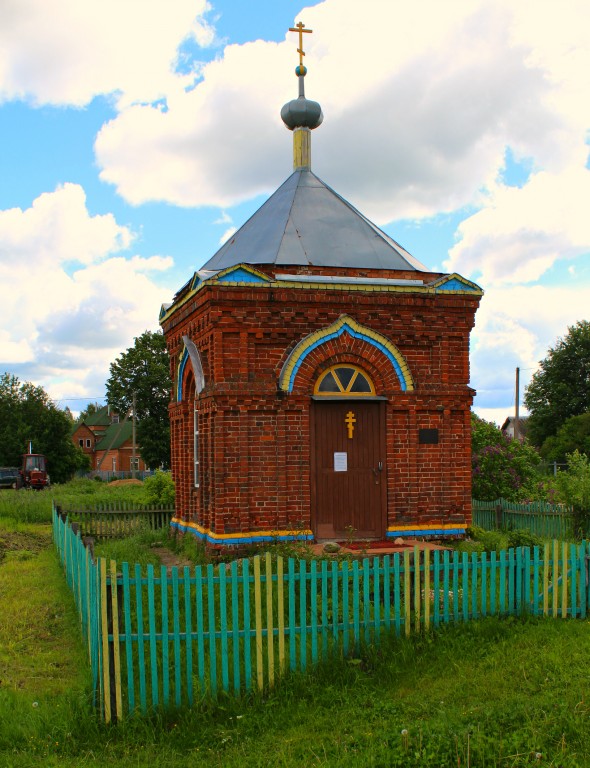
345,411 -> 356,439
289,21 -> 313,66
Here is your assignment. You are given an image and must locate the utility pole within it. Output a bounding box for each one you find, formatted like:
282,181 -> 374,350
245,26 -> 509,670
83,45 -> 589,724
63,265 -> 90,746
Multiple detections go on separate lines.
131,392 -> 137,479
514,366 -> 520,442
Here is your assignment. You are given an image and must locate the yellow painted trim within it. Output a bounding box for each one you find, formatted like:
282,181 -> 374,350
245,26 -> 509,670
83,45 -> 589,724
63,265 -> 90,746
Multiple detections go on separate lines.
265,552 -> 275,686
430,272 -> 483,292
293,127 -> 311,170
387,523 -> 465,533
171,518 -> 313,542
159,266 -> 483,325
313,364 -> 376,396
279,314 -> 414,393
214,264 -> 271,282
253,557 -> 264,690
424,548 -> 431,631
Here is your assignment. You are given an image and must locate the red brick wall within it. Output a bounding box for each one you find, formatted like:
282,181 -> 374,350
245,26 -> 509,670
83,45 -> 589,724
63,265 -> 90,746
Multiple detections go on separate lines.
163,268 -> 480,541
71,424 -> 97,466
93,442 -> 148,473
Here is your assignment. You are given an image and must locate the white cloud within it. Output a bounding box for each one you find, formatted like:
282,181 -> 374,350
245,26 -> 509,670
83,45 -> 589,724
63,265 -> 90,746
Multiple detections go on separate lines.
2,0 -> 589,420
446,167 -> 590,285
218,226 -> 237,245
470,282 -> 590,416
0,183 -> 132,266
0,186 -> 173,399
0,0 -> 214,107
472,407 -> 516,427
95,39 -> 291,207
213,211 -> 233,225
93,0 -> 589,224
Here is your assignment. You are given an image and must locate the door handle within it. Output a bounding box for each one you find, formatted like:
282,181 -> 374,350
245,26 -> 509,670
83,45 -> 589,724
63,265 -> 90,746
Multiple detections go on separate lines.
378,461 -> 383,472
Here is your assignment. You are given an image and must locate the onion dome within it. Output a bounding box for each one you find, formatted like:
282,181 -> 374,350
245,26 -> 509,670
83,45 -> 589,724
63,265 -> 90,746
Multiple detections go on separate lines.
281,65 -> 323,131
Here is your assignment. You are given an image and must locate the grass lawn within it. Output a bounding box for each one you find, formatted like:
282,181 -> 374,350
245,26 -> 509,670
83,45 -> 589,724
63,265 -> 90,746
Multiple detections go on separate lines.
2,516 -> 590,767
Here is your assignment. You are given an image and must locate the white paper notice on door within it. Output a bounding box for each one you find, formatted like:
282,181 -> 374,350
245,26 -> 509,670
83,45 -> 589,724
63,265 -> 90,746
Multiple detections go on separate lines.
334,452 -> 348,472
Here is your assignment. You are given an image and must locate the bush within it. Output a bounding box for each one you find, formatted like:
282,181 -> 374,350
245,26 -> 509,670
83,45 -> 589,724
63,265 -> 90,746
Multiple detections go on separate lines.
506,529 -> 542,549
553,450 -> 590,535
471,415 -> 541,501
478,530 -> 510,553
456,539 -> 485,554
142,470 -> 175,506
464,525 -> 543,552
465,526 -> 509,552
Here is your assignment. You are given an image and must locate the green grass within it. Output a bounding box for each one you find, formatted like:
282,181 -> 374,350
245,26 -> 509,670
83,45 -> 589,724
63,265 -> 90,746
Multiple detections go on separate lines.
0,478 -> 151,524
3,517 -> 590,766
93,526 -> 171,567
0,520 -> 94,765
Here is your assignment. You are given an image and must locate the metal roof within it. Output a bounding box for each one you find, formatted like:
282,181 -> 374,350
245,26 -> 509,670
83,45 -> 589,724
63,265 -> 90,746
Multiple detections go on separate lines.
200,170 -> 428,272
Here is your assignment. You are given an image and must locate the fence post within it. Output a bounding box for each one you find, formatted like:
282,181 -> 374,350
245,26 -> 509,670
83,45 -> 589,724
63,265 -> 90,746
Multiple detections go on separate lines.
83,536 -> 95,562
495,504 -> 502,529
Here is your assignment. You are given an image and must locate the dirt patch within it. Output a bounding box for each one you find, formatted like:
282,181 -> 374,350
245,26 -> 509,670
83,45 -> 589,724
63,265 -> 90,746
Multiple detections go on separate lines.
108,478 -> 144,486
0,529 -> 50,563
151,546 -> 194,573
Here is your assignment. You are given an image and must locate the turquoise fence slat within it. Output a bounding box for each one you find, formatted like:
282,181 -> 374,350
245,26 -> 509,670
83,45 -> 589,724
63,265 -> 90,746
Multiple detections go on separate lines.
52,503 -> 590,724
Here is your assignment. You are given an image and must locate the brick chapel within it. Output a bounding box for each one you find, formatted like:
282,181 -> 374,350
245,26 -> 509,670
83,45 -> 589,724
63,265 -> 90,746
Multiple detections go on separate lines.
161,26 -> 482,548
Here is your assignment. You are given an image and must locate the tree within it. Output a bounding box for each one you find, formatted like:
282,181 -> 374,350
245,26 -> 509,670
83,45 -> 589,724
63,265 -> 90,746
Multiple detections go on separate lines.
541,413 -> 590,465
0,373 -> 89,483
553,451 -> 590,534
471,414 -> 541,501
524,320 -> 590,448
105,330 -> 171,469
77,402 -> 103,422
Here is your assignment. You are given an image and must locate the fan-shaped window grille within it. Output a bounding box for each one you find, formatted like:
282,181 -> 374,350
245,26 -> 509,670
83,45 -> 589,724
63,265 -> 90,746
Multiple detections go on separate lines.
314,365 -> 375,396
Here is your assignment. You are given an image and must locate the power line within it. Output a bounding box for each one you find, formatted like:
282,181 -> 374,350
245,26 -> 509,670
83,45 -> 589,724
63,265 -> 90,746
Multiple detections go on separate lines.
54,396 -> 106,402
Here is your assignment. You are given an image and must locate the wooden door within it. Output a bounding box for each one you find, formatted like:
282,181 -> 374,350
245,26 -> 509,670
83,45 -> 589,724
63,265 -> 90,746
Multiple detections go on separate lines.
311,401 -> 386,540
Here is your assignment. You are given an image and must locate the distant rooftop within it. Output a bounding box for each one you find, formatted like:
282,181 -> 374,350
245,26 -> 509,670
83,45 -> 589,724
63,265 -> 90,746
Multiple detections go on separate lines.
95,421 -> 133,451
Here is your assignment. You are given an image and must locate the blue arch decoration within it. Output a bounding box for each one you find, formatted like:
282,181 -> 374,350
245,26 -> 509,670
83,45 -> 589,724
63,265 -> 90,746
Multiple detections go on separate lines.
279,315 -> 414,393
177,349 -> 189,401
176,337 -> 205,402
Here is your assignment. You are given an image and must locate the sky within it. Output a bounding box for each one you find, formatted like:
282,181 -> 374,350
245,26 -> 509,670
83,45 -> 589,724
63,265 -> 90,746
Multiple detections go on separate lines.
0,0 -> 589,424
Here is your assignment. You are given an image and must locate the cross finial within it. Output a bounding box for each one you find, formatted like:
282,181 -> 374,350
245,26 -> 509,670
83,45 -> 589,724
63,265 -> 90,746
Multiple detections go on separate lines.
289,21 -> 313,68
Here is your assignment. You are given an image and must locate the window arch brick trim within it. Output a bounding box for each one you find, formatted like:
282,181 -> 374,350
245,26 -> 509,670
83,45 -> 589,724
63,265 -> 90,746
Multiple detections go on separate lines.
278,315 -> 414,393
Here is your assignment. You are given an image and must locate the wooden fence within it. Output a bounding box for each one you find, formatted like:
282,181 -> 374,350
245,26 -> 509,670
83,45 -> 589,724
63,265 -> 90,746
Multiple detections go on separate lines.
53,507 -> 590,724
58,503 -> 174,540
472,498 -> 577,539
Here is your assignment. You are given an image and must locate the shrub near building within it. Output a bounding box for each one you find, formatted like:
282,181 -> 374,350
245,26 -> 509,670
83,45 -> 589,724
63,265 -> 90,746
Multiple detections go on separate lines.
471,414 -> 541,501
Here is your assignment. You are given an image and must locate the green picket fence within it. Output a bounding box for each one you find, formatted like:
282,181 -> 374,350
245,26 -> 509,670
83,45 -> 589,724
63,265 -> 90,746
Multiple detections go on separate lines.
472,498 -> 577,539
53,507 -> 102,707
57,503 -> 174,540
53,508 -> 590,724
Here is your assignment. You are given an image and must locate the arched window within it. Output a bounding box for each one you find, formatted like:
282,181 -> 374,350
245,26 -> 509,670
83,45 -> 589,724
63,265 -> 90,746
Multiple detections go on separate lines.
314,365 -> 375,396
